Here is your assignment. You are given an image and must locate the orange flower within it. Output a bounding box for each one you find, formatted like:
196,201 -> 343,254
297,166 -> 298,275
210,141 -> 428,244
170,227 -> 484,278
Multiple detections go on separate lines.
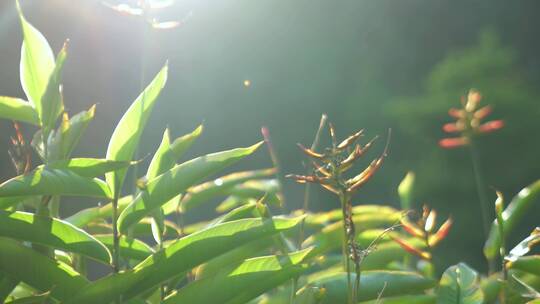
440,89 -> 503,149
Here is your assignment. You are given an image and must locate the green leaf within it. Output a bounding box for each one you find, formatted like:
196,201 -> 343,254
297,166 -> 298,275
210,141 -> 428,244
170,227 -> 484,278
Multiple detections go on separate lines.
398,171 -> 415,210
147,125 -> 204,180
64,271 -> 140,304
39,40 -> 67,133
357,294 -> 436,304
294,285 -> 327,304
207,202 -> 259,226
169,124 -> 204,160
0,97 -> 38,125
215,179 -> 281,213
0,271 -> 19,303
303,212 -> 402,257
131,218 -> 181,240
124,216 -> 304,299
508,256 -> 540,276
47,104 -> 96,160
175,168 -> 276,213
145,126 -> 203,244
0,197 -> 27,210
163,249 -> 312,304
437,263 -> 484,304
480,274 -> 503,304
361,241 -> 426,270
305,205 -> 399,227
0,210 -> 111,263
484,180 -> 540,260
16,0 -> 55,124
0,167 -> 111,200
64,195 -> 132,228
94,234 -> 154,261
147,129 -> 173,180
5,292 -> 51,304
118,142 -> 262,233
306,271 -> 435,303
194,236 -> 273,280
46,158 -> 134,178
0,237 -> 88,302
106,64 -> 168,197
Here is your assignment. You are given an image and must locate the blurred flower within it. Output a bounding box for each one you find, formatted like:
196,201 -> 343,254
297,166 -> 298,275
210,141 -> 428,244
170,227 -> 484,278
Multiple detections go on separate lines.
392,205 -> 452,260
439,89 -> 504,149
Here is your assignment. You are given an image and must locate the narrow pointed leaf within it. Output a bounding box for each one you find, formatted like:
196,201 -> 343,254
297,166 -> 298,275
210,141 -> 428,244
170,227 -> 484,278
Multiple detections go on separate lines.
124,216 -> 304,299
64,195 -> 132,227
304,205 -> 399,227
0,210 -> 111,263
437,263 -> 484,304
508,256 -> 540,276
17,1 -> 55,121
0,167 -> 111,199
118,142 -> 262,233
195,237 -> 272,280
177,168 -> 276,212
106,64 -> 168,197
5,293 -> 51,304
147,129 -> 173,180
94,234 -> 154,261
131,218 -> 181,239
398,171 -> 415,210
0,97 -> 38,125
484,180 -> 540,260
303,212 -> 402,257
65,216 -> 303,303
49,105 -> 96,160
46,158 -> 134,178
64,271 -> 140,304
169,124 -> 204,159
215,179 -> 281,213
163,249 -> 312,304
39,40 -> 67,132
0,237 -> 88,302
357,294 -> 436,304
147,125 -> 205,180
306,271 -> 435,303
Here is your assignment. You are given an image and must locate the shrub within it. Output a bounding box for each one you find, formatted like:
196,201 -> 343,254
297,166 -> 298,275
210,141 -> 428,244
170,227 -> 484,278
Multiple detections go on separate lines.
0,2 -> 538,304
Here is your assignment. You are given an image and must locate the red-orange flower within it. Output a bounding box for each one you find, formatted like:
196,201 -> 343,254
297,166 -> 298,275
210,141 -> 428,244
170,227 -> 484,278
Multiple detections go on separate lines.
440,89 -> 504,149
393,206 -> 452,260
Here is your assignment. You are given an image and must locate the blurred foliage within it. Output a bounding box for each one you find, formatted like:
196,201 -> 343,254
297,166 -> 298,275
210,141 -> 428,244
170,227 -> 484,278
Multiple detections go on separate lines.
384,30 -> 540,271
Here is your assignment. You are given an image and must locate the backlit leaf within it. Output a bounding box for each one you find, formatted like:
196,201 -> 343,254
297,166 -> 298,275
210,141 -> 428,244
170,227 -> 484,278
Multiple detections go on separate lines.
0,210 -> 111,263
118,142 -> 262,233
0,97 -> 38,125
106,64 -> 168,197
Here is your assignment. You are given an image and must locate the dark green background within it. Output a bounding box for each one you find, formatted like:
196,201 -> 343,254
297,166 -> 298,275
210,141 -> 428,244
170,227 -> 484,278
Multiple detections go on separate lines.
1,0 -> 539,272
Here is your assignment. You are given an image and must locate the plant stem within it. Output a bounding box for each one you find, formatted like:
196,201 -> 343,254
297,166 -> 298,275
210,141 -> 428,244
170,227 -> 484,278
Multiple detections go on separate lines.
340,191 -> 353,304
112,193 -> 120,274
468,139 -> 495,273
111,192 -> 122,304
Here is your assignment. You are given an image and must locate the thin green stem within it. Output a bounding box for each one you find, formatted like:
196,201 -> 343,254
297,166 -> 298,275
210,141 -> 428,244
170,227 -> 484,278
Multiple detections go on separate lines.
340,191 -> 353,304
111,192 -> 122,304
468,139 -> 495,273
111,193 -> 120,274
